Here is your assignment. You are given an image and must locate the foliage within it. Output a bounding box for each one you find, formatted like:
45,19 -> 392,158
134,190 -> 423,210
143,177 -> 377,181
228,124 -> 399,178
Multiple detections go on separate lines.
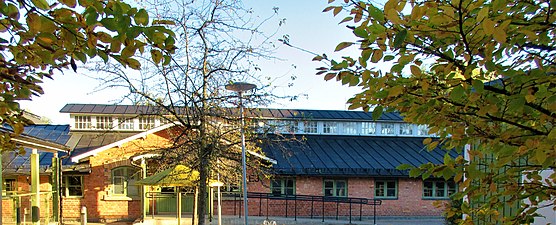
318,0 -> 556,224
88,0 -> 284,224
0,0 -> 176,138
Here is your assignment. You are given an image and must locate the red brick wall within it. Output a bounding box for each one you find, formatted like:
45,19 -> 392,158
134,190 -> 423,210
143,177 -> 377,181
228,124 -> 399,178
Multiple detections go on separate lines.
62,131 -> 171,222
213,176 -> 448,218
2,175 -> 58,223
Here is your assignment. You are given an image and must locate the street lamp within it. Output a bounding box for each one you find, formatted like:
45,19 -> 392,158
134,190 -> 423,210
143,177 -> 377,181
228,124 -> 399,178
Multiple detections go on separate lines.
225,82 -> 256,225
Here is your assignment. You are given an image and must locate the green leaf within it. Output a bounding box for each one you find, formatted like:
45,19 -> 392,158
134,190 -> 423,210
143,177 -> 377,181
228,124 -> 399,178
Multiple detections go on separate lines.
335,42 -> 353,51
31,0 -> 50,10
126,58 -> 141,69
372,105 -> 383,120
150,49 -> 162,64
393,29 -> 407,48
368,4 -> 384,22
384,55 -> 395,61
353,26 -> 368,38
60,0 -> 76,8
134,9 -> 149,26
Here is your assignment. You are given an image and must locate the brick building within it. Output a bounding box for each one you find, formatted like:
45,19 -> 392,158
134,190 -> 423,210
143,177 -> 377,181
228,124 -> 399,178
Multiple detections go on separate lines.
2,104 -> 457,223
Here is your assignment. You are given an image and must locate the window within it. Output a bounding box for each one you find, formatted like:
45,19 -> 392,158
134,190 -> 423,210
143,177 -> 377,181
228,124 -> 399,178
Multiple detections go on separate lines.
96,116 -> 113,129
399,124 -> 413,135
375,180 -> 397,199
417,125 -> 429,136
118,117 -> 134,130
74,116 -> 91,129
341,122 -> 358,134
303,121 -> 318,134
323,179 -> 347,197
3,178 -> 16,194
270,178 -> 295,196
112,167 -> 140,197
380,123 -> 395,135
63,176 -> 83,197
138,117 -> 155,130
272,120 -> 298,133
423,179 -> 456,199
361,122 -> 376,135
322,122 -> 338,134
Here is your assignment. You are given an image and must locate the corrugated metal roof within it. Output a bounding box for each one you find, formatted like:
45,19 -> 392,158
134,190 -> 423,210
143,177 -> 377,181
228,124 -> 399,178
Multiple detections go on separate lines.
60,104 -> 404,121
2,125 -> 72,173
262,135 -> 458,177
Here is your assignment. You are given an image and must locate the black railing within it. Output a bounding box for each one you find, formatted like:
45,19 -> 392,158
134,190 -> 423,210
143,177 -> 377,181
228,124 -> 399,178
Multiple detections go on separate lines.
230,192 -> 382,224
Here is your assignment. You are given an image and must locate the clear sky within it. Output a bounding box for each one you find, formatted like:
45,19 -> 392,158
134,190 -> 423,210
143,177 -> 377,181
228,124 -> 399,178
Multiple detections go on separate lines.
20,0 -> 364,124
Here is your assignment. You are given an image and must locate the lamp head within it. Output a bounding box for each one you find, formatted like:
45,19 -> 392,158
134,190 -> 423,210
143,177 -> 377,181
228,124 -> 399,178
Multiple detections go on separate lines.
225,82 -> 256,93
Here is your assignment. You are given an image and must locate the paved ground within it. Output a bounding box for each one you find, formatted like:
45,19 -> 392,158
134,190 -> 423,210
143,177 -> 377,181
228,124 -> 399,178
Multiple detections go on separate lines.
73,216 -> 445,225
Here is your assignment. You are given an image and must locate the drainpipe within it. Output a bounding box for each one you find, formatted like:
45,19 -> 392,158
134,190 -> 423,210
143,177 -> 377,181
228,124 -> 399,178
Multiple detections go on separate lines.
51,152 -> 60,223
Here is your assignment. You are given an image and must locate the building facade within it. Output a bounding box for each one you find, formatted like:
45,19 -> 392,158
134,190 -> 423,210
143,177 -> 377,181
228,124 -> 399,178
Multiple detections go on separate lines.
2,104 -> 457,223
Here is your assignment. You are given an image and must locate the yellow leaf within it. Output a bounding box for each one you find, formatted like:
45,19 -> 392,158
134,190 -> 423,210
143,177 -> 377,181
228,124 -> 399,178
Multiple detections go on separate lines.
410,65 -> 421,76
388,85 -> 404,97
482,18 -> 495,35
525,94 -> 535,103
423,138 -> 432,145
493,27 -> 507,43
386,8 -> 403,24
477,7 -> 489,22
548,129 -> 556,140
371,49 -> 382,63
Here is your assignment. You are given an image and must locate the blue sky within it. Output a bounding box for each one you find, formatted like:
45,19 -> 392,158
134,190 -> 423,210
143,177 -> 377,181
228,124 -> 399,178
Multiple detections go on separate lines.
20,0 -> 364,124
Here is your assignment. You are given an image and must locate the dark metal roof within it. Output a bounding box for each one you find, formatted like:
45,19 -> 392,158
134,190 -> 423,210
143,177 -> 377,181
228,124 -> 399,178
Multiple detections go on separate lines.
262,135 -> 458,177
2,125 -> 72,173
60,104 -> 404,121
70,132 -> 136,159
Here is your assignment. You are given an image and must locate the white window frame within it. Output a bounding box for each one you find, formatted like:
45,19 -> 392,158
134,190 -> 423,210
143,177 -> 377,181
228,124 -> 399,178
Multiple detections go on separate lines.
74,116 -> 92,130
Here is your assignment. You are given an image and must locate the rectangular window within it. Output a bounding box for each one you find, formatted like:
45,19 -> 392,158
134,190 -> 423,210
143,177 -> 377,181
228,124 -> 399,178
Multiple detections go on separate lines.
63,176 -> 83,197
270,178 -> 295,196
423,179 -> 456,199
96,116 -> 113,129
303,121 -> 318,134
138,117 -> 155,130
322,122 -> 338,134
118,117 -> 134,130
3,178 -> 16,193
361,122 -> 376,135
272,120 -> 298,133
381,123 -> 395,135
112,167 -> 139,197
418,125 -> 429,136
341,122 -> 358,134
324,179 -> 347,197
74,116 -> 91,129
375,180 -> 397,199
399,124 -> 413,135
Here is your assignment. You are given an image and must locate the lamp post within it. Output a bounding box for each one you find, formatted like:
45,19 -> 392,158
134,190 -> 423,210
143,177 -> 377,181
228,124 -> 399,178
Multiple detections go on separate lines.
225,82 -> 256,225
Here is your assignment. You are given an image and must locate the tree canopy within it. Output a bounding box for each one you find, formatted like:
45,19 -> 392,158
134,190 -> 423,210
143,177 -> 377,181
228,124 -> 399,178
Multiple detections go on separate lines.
319,0 -> 555,223
0,0 -> 176,136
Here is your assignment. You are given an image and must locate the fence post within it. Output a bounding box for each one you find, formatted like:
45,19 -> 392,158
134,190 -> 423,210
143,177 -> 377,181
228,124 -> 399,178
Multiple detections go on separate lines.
80,206 -> 87,225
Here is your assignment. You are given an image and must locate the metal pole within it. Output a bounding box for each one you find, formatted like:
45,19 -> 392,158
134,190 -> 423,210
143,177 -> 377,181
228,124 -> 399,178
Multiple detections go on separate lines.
141,159 -> 147,220
31,148 -> 40,225
239,91 -> 249,225
217,184 -> 222,225
0,155 -> 3,225
52,152 -> 60,222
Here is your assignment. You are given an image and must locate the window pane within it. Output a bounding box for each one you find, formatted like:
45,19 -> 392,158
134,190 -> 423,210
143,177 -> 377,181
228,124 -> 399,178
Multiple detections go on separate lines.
118,117 -> 134,130
435,181 -> 446,197
68,176 -> 81,185
336,180 -> 346,197
113,177 -> 125,194
323,122 -> 338,134
68,187 -> 83,196
447,181 -> 457,196
342,122 -> 358,134
362,122 -> 376,134
375,181 -> 385,197
96,116 -> 113,129
381,123 -> 395,135
417,124 -> 429,136
399,124 -> 413,135
304,121 -> 318,133
271,180 -> 282,195
423,181 -> 433,197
